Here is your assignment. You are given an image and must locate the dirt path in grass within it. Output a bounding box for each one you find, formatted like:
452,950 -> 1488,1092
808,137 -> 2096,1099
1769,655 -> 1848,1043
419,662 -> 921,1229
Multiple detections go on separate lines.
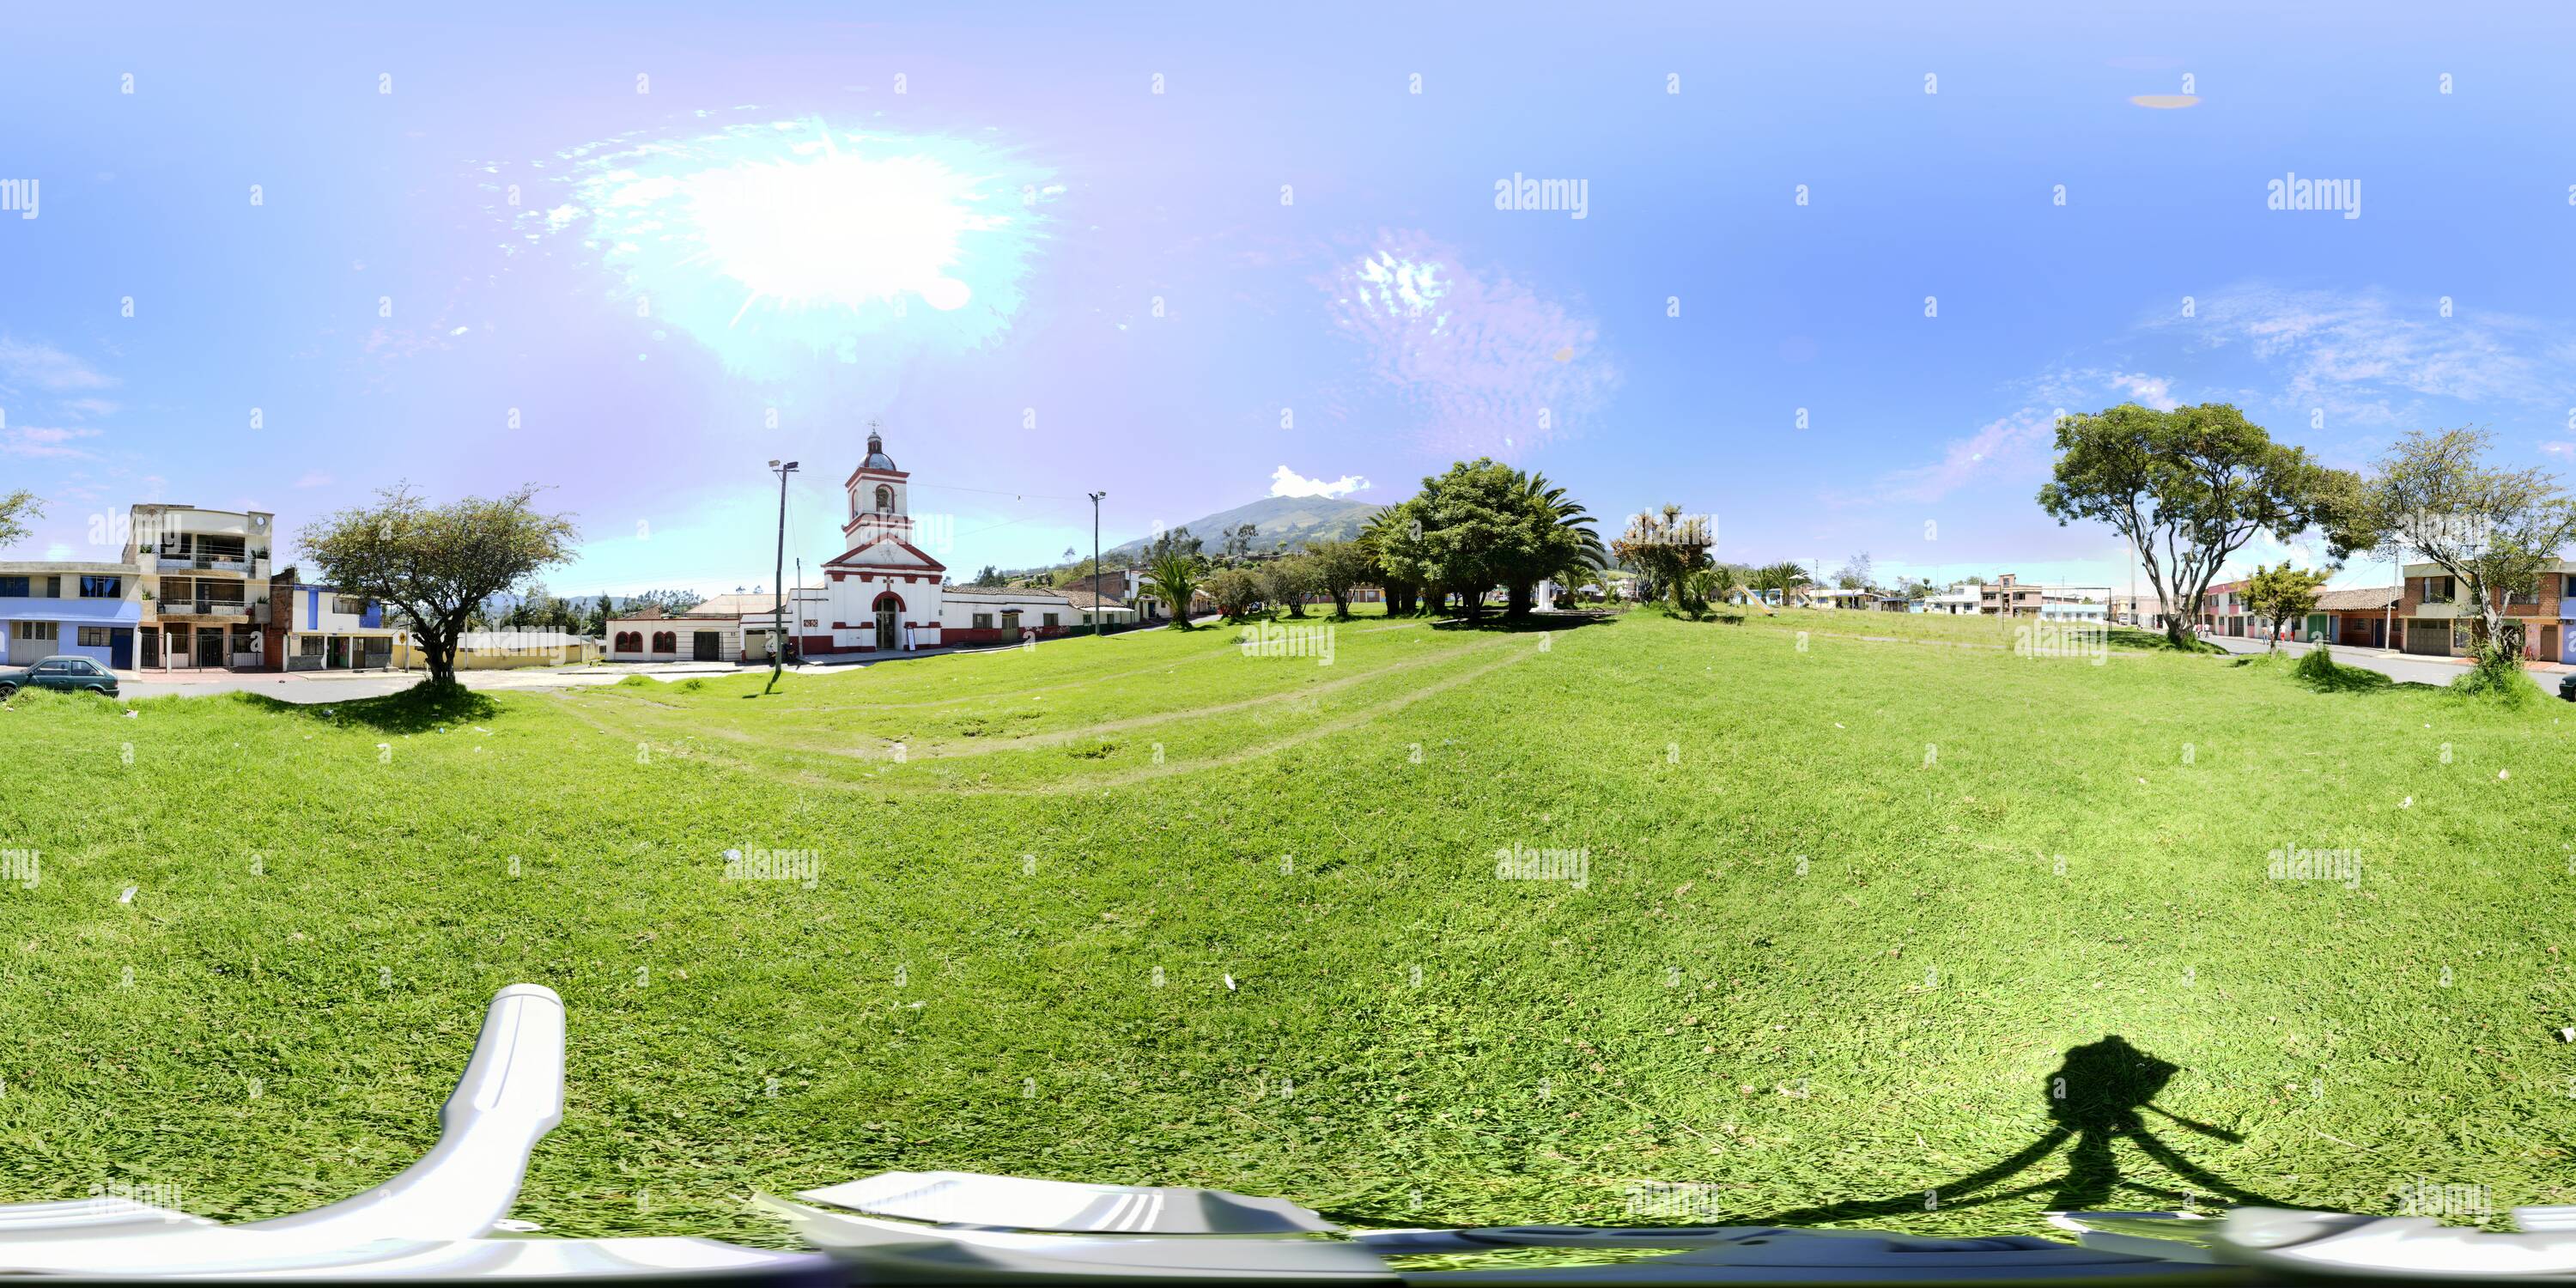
547,635 -> 1541,797
566,630 -> 1521,763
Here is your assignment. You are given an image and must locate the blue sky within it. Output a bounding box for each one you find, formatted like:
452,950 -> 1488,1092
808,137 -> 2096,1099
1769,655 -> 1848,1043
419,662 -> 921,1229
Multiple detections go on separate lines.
6,1 -> 2575,596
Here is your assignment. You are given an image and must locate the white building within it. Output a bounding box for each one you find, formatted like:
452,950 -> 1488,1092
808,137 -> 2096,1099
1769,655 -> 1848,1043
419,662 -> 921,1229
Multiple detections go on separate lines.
812,428 -> 1132,655
818,428 -> 953,653
1917,588 -> 1981,615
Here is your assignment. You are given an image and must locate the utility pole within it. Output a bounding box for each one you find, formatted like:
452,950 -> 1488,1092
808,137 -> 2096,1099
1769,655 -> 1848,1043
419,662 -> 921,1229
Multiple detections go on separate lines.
1087,490 -> 1108,636
767,459 -> 799,689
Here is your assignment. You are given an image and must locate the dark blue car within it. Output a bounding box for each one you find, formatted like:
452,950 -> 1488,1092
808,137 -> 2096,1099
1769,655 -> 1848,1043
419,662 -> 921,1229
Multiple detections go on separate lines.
0,654 -> 120,700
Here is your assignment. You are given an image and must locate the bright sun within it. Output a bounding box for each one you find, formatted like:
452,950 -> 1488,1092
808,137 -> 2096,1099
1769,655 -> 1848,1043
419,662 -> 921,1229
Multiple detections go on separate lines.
688,140 -> 987,319
526,118 -> 1055,378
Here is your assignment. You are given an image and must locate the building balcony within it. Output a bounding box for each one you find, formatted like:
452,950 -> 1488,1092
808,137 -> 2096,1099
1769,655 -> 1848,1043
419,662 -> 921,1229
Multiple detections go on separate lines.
136,552 -> 268,578
155,598 -> 254,618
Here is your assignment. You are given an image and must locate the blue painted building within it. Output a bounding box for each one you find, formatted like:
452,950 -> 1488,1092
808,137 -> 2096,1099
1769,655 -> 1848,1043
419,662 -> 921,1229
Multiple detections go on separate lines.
264,568 -> 400,671
0,562 -> 144,669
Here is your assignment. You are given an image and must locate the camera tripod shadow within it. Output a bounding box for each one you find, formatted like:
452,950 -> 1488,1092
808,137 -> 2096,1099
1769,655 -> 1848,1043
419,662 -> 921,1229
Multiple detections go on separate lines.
1753,1035 -> 2291,1226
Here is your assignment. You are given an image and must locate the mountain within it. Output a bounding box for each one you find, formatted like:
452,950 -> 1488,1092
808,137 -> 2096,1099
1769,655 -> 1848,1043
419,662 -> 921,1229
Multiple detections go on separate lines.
1105,495 -> 1385,561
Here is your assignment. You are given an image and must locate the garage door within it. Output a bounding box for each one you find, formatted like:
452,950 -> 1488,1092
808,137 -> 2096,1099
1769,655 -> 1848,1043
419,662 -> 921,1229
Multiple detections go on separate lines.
2403,620 -> 2452,656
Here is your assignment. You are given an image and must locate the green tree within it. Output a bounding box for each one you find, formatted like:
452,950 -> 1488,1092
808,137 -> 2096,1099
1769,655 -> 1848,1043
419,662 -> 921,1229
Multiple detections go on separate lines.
1142,549 -> 1205,629
1613,505 -> 1711,614
1261,555 -> 1318,617
1503,471 -> 1605,617
2360,426 -> 2576,681
2240,562 -> 2331,653
1360,503 -> 1426,616
592,593 -> 614,636
972,564 -> 1005,587
2037,402 -> 2360,649
301,484 -> 578,689
1303,538 -> 1375,617
1748,561 -> 1811,609
0,490 -> 40,549
1202,567 -> 1262,621
628,588 -> 704,616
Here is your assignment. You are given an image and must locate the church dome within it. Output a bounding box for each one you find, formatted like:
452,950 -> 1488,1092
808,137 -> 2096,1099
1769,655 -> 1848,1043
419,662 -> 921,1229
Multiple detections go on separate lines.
861,429 -> 896,471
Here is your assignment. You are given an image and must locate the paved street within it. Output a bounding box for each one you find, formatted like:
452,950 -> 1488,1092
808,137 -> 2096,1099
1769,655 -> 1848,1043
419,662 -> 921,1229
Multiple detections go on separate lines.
106,626 -> 1183,703
2202,632 -> 2574,691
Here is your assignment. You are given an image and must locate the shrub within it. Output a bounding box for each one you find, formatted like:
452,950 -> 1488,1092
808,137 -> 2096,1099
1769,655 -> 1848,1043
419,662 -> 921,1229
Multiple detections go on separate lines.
2449,653 -> 2542,707
2293,641 -> 2391,693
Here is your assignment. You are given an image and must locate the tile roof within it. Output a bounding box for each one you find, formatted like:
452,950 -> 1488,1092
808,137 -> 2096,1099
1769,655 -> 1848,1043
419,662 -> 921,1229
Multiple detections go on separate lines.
2314,586 -> 2401,611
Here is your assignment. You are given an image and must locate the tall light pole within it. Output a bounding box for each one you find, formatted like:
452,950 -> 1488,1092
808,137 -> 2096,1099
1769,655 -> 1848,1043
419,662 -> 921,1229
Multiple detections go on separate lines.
1087,490 -> 1107,637
768,459 -> 799,688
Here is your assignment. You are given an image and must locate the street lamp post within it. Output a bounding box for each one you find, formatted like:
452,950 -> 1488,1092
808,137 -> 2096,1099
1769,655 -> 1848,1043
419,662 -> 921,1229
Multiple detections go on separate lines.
1087,490 -> 1107,637
768,459 -> 799,689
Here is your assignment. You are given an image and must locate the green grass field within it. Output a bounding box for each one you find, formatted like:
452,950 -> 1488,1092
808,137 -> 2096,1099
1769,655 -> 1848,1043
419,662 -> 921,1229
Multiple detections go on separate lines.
3,605 -> 2570,1244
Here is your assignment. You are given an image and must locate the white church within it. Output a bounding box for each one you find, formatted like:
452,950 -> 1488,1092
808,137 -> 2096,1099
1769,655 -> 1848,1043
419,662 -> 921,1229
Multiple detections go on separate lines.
808,428 -> 1127,655
607,428 -> 1132,664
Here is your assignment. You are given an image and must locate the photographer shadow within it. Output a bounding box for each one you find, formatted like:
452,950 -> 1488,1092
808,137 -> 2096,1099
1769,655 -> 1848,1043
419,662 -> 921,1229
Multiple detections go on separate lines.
1752,1035 -> 2290,1225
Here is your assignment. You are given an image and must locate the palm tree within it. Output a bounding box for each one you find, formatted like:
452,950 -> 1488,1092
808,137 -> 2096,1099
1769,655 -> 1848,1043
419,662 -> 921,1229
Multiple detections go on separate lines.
1143,550 -> 1205,629
1704,563 -> 1742,609
1509,471 -> 1605,617
1750,561 -> 1811,611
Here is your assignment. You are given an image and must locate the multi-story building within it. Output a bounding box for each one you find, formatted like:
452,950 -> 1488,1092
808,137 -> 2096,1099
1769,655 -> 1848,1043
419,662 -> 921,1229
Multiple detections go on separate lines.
262,568 -> 401,671
2199,580 -> 2248,637
2397,560 -> 2573,662
0,561 -> 143,667
1978,574 -> 2044,616
1972,574 -> 2106,619
124,504 -> 276,670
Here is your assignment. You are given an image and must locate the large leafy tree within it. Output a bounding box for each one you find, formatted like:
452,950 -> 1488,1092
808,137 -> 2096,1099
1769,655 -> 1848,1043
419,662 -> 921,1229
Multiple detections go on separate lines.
301,484 -> 578,689
0,490 -> 40,549
1303,538 -> 1376,618
1613,505 -> 1712,614
1261,555 -> 1318,618
1361,502 -> 1428,616
2239,562 -> 2331,653
2037,402 -> 2360,649
2360,426 -> 2576,675
1202,567 -> 1263,621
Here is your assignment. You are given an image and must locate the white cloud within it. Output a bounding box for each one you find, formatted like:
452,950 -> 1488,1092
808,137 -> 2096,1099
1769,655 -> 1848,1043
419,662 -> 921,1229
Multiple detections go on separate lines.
0,338 -> 115,392
1270,465 -> 1370,500
1846,407 -> 2060,506
1321,231 -> 1615,459
2106,371 -> 2179,410
2145,287 -> 2576,418
294,471 -> 334,489
1,425 -> 101,459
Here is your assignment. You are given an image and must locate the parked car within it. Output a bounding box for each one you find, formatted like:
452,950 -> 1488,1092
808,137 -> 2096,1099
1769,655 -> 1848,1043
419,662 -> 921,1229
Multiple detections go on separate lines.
0,654 -> 121,700
2561,673 -> 2576,702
